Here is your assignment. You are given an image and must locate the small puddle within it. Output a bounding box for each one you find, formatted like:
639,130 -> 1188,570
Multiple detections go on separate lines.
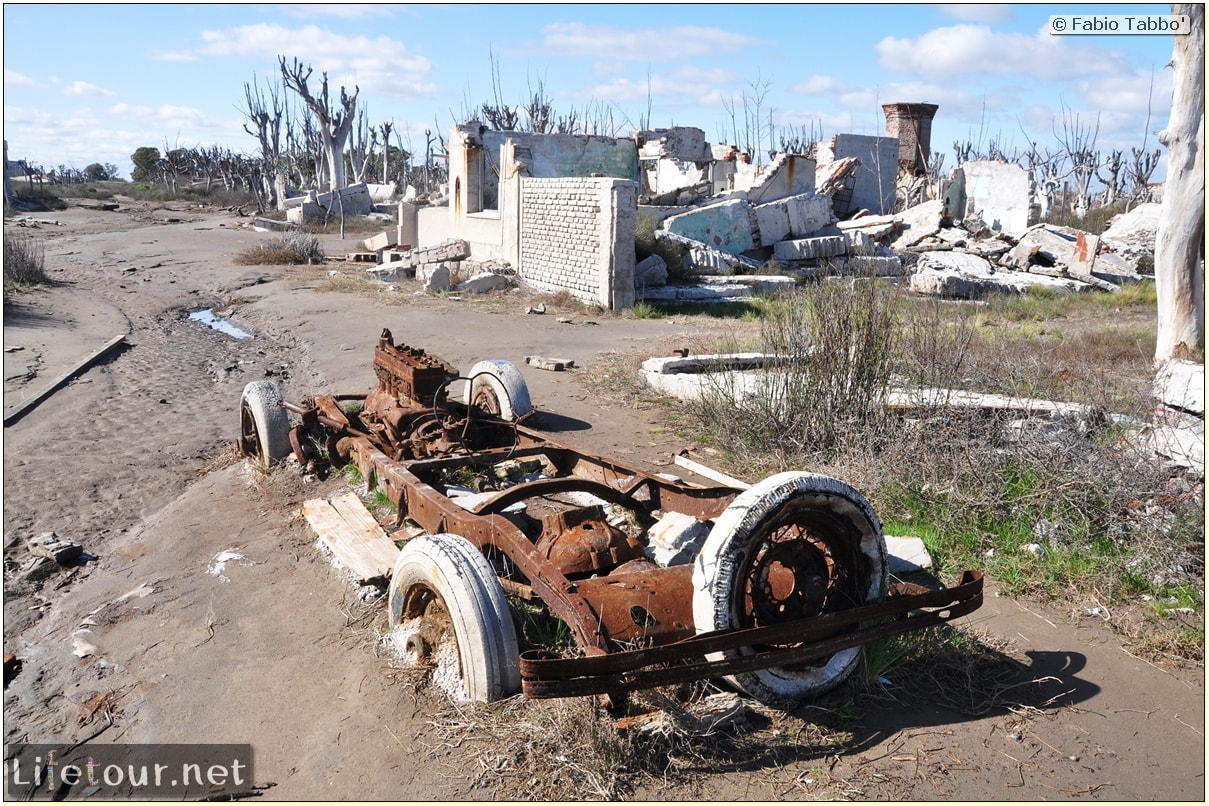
189,309 -> 253,340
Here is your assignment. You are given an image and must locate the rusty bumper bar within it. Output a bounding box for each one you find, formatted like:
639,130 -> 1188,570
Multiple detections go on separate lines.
520,570 -> 984,699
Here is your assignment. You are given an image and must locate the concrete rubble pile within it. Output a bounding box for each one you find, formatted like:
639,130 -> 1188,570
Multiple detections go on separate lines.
365,238 -> 513,295
641,183 -> 1162,302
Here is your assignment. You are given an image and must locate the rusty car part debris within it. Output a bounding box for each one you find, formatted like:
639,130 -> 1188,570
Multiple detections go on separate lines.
238,329 -> 983,707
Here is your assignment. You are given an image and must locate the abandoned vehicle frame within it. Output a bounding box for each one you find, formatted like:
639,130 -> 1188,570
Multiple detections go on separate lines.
237,329 -> 983,708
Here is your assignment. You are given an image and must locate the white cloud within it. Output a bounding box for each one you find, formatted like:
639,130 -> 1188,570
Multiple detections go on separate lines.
876,24 -> 1126,81
572,64 -> 742,108
539,23 -> 762,61
5,70 -> 37,89
109,103 -> 155,118
790,75 -> 850,96
169,25 -> 435,98
62,81 -> 115,97
937,4 -> 1014,23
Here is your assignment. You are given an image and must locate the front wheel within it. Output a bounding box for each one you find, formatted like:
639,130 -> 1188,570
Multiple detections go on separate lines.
691,472 -> 887,705
388,533 -> 520,702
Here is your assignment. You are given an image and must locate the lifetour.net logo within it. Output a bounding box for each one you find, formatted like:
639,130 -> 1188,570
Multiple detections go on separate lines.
4,744 -> 254,800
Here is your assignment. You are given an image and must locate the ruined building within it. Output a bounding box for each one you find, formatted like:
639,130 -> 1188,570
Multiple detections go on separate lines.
882,102 -> 940,176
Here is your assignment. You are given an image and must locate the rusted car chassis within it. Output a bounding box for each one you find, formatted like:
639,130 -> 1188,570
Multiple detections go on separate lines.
240,329 -> 983,706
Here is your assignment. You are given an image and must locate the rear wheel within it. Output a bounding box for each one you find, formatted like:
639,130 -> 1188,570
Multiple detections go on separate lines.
239,381 -> 291,466
466,360 -> 533,422
388,533 -> 520,702
691,472 -> 887,705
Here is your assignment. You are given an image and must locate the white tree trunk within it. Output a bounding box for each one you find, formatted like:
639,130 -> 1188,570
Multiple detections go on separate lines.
1155,3 -> 1205,362
273,172 -> 288,211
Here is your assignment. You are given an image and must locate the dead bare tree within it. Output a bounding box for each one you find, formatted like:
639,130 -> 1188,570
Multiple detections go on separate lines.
378,121 -> 394,184
1054,103 -> 1100,218
347,107 -> 377,185
1097,149 -> 1124,206
1022,140 -> 1065,219
243,76 -> 288,209
1127,146 -> 1161,201
1154,2 -> 1205,362
278,56 -> 359,192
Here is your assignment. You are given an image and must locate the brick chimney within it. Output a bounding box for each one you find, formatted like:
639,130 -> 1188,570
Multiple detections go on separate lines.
882,102 -> 939,175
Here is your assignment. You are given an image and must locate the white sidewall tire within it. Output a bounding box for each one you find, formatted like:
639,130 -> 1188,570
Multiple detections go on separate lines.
240,380 -> 291,465
691,471 -> 888,705
389,533 -> 520,702
467,360 -> 533,422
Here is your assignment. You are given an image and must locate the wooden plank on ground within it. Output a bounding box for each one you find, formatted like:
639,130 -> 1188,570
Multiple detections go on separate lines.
303,492 -> 400,582
673,455 -> 752,490
4,334 -> 127,427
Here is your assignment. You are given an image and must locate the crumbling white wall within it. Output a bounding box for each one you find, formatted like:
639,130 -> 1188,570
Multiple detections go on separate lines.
518,177 -> 637,310
816,135 -> 898,215
963,161 -> 1034,236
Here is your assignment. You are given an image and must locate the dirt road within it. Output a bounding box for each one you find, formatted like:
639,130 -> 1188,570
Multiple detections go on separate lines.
3,204 -> 1203,800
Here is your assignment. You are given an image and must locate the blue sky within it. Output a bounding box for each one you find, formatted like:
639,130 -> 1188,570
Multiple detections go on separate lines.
2,3 -> 1184,180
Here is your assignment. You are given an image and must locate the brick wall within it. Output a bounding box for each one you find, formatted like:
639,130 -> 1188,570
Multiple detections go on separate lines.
519,177 -> 636,310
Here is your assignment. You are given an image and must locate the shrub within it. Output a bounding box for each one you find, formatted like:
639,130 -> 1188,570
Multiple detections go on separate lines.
690,280 -> 895,467
3,231 -> 50,289
234,232 -> 325,265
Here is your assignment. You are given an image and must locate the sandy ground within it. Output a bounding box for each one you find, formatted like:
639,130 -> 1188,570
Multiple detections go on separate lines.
2,203 -> 1203,801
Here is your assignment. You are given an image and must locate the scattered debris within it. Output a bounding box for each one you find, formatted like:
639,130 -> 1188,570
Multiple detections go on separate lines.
26,531 -> 83,564
524,355 -> 575,372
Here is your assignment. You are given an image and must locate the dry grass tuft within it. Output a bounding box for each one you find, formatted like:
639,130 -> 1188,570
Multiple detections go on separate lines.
234,232 -> 325,265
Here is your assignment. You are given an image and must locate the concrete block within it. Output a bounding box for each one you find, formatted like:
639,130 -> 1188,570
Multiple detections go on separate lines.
363,231 -> 398,252
456,272 -> 510,294
366,264 -> 402,283
635,254 -> 669,287
909,251 -> 1088,298
848,255 -> 903,276
663,198 -> 755,255
645,511 -> 711,567
888,199 -> 944,249
753,202 -> 790,246
785,193 -> 835,237
963,161 -> 1033,236
885,535 -> 933,574
1154,359 -> 1205,416
773,235 -> 847,262
424,265 -> 451,294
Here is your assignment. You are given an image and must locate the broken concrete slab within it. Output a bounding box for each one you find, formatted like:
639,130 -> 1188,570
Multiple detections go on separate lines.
456,272 -> 510,294
26,532 -> 83,564
638,274 -> 794,304
753,201 -> 791,245
885,535 -> 933,574
786,193 -> 836,238
773,235 -> 847,262
645,511 -> 710,567
1155,359 -> 1205,416
962,161 -> 1034,236
744,153 -> 817,204
635,254 -> 669,288
423,265 -> 452,293
848,255 -> 903,276
887,199 -> 944,250
525,355 -> 575,371
363,231 -> 398,252
662,198 -> 755,255
816,134 -> 898,215
1001,224 -> 1076,270
909,251 -> 1089,298
1100,203 -> 1161,272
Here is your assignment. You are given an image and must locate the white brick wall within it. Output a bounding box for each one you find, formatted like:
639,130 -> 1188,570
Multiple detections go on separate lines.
519,177 -> 636,309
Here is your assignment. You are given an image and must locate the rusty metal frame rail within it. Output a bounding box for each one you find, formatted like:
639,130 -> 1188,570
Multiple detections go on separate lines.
519,570 -> 984,699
